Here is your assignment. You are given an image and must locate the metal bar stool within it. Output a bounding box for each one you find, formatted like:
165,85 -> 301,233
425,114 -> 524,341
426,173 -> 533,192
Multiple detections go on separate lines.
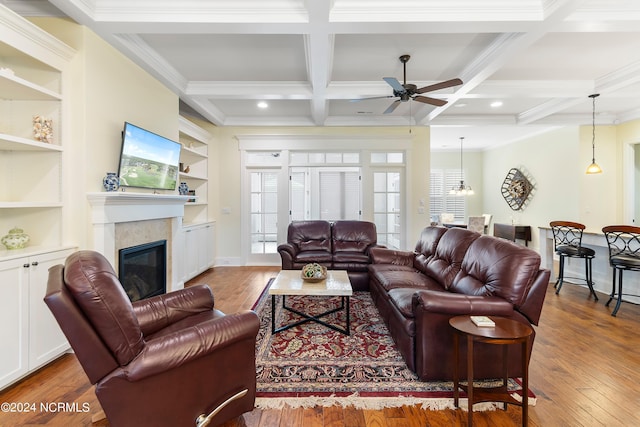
601,225 -> 640,316
549,221 -> 598,300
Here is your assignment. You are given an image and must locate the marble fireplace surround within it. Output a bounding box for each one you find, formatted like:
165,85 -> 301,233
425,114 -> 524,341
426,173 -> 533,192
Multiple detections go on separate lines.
87,192 -> 190,292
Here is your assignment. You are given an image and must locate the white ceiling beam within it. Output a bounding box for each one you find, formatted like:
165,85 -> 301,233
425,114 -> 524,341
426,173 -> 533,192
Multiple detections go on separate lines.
304,0 -> 333,125
420,0 -> 583,125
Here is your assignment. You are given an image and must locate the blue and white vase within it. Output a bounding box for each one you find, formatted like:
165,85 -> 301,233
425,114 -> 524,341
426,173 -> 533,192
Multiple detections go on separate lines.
102,172 -> 120,192
178,182 -> 189,195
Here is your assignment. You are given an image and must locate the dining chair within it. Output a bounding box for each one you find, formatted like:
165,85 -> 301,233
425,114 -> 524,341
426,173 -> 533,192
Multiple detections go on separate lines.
549,221 -> 598,300
601,225 -> 640,316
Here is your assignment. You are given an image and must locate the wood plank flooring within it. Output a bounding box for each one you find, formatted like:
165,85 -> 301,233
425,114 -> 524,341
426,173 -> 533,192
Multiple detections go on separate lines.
1,266 -> 639,426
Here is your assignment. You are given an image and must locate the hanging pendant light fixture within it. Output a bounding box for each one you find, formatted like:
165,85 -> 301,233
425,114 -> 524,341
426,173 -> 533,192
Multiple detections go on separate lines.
449,137 -> 474,196
586,93 -> 603,174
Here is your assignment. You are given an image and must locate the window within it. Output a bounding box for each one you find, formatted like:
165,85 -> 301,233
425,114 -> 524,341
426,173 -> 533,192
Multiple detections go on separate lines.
290,167 -> 361,221
373,171 -> 402,249
430,169 -> 467,222
250,171 -> 278,254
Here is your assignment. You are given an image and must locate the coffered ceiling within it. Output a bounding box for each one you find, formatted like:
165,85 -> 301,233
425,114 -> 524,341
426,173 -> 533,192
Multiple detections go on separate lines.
6,0 -> 640,150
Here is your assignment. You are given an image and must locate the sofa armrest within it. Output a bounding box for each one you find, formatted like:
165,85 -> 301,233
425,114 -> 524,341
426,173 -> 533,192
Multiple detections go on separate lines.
412,290 -> 514,316
369,247 -> 414,266
124,310 -> 260,381
133,285 -> 215,336
277,243 -> 299,269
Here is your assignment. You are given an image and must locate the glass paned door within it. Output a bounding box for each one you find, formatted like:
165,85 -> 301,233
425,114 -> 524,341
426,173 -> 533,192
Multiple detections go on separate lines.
373,171 -> 402,249
250,171 -> 278,254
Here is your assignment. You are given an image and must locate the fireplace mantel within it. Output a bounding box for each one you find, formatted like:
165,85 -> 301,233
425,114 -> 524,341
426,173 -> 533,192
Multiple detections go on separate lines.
87,192 -> 190,292
87,192 -> 190,224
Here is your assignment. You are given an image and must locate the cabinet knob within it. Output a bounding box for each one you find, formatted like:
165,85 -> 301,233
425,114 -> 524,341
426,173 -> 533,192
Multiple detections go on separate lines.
23,263 -> 30,268
32,261 -> 39,266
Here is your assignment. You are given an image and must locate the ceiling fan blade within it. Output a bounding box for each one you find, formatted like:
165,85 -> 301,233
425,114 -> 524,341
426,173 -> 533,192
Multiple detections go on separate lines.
383,77 -> 406,93
416,78 -> 463,94
413,95 -> 447,107
349,96 -> 394,102
383,100 -> 402,114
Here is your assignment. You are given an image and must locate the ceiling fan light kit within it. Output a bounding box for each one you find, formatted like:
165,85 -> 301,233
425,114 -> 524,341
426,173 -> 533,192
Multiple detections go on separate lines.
586,93 -> 603,175
354,55 -> 462,114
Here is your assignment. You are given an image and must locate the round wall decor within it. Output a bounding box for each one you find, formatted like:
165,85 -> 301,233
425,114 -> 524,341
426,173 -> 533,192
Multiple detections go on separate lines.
501,168 -> 534,211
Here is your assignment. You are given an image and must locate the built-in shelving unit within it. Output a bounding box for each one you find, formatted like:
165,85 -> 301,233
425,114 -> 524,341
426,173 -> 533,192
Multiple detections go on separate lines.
0,4 -> 76,390
178,115 -> 210,225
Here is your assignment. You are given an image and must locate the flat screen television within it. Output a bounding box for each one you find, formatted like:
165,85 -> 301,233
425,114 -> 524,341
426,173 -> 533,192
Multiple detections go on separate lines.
117,122 -> 181,191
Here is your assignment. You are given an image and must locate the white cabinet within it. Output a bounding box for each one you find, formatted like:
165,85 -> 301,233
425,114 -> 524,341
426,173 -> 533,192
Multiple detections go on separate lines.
182,222 -> 215,281
0,247 -> 73,390
178,116 -> 211,225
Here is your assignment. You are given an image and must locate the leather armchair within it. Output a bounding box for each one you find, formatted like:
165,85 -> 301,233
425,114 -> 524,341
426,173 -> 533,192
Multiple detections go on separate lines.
44,250 -> 260,427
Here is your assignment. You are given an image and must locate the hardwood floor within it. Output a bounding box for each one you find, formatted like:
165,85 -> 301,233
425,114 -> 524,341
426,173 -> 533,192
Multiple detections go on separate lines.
1,266 -> 639,426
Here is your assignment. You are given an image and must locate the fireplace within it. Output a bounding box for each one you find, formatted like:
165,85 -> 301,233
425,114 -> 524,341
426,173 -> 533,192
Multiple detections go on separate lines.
118,240 -> 167,302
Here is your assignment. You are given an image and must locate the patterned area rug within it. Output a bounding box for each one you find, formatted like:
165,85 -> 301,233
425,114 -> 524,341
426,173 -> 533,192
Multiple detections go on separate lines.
253,282 -> 535,410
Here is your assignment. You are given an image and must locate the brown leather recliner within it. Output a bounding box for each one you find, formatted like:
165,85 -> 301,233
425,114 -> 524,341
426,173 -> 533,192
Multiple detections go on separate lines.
44,250 -> 260,427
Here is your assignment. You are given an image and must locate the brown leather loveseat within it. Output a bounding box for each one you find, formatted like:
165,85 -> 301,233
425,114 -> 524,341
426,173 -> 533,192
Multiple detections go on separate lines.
368,226 -> 550,381
277,220 -> 380,291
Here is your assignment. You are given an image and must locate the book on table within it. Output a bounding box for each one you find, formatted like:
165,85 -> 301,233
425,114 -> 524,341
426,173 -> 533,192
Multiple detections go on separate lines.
470,315 -> 495,327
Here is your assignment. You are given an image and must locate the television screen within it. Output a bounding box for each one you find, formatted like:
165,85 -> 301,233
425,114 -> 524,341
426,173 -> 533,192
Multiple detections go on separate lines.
117,122 -> 181,191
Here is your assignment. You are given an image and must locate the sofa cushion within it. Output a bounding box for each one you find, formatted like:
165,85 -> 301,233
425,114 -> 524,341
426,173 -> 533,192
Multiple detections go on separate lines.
370,266 -> 443,292
332,220 -> 377,253
424,228 -> 481,289
294,251 -> 333,264
388,287 -> 446,318
413,226 -> 448,273
449,235 -> 541,307
288,220 -> 332,252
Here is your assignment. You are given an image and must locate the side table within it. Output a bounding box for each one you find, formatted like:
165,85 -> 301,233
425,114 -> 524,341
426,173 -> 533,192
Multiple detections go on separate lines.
449,315 -> 533,427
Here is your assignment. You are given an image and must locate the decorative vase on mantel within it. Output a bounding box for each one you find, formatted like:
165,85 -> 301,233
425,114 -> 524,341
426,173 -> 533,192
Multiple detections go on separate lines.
102,172 -> 120,192
178,182 -> 189,196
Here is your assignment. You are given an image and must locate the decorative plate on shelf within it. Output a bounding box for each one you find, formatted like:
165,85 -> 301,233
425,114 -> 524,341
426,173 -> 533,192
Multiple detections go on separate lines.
501,168 -> 534,211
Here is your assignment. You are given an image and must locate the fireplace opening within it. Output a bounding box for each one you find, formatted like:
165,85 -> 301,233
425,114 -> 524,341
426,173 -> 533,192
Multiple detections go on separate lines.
118,240 -> 167,302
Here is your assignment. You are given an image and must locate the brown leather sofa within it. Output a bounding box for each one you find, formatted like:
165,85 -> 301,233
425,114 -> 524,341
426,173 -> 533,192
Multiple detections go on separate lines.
44,250 -> 260,427
277,220 -> 380,291
368,226 -> 550,381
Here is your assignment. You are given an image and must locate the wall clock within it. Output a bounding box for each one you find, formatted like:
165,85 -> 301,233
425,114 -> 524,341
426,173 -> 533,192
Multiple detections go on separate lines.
501,168 -> 534,211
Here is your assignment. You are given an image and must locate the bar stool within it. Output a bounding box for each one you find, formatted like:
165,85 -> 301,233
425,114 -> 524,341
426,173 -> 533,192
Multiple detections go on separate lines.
601,225 -> 640,316
549,221 -> 598,300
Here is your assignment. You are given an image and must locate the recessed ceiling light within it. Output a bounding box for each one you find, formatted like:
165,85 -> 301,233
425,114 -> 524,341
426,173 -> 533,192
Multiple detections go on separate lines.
490,101 -> 503,108
257,101 -> 268,109
454,103 -> 467,108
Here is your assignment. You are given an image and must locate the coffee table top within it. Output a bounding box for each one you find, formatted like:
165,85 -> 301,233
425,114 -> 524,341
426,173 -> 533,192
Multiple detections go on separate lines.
268,270 -> 353,296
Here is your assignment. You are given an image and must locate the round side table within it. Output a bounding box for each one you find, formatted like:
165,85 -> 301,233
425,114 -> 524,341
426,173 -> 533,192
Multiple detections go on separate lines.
449,315 -> 533,427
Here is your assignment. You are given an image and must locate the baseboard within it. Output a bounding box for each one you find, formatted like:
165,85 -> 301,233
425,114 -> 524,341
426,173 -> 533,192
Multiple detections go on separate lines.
215,257 -> 242,266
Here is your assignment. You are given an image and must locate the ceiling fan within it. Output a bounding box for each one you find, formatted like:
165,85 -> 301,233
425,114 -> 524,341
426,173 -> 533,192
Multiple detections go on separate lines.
353,54 -> 463,114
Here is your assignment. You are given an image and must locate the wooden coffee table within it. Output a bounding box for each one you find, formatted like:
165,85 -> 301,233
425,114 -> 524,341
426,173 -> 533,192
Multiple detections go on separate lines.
268,270 -> 353,335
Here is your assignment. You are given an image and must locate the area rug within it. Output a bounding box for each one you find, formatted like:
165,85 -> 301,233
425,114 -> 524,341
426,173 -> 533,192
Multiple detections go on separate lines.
252,281 -> 536,410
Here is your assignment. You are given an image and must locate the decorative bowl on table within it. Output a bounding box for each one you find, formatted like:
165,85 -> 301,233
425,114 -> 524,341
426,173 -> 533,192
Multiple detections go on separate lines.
301,263 -> 327,282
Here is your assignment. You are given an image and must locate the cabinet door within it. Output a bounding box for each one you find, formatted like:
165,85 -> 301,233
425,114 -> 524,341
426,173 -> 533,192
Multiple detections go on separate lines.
196,225 -> 209,273
184,227 -> 199,280
0,258 -> 29,389
28,250 -> 72,370
205,223 -> 215,269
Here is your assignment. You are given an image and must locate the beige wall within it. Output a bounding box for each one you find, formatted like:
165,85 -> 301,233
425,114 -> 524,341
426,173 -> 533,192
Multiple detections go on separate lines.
30,18 -> 179,250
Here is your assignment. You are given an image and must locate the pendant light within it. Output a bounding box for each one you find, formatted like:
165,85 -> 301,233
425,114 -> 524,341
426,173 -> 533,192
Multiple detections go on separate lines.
449,137 -> 474,196
586,93 -> 603,174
